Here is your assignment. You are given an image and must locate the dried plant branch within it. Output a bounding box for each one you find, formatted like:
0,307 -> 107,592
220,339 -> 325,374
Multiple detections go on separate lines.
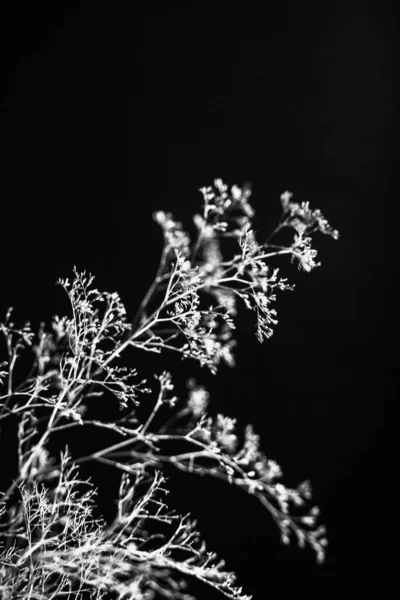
0,179 -> 338,599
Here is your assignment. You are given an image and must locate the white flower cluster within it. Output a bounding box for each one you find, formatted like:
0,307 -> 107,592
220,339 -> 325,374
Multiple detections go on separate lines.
187,379 -> 210,417
153,210 -> 191,258
280,191 -> 339,240
136,179 -> 334,368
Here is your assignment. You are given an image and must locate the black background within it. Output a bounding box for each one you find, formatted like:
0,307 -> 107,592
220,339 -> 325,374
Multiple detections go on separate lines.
1,2 -> 391,598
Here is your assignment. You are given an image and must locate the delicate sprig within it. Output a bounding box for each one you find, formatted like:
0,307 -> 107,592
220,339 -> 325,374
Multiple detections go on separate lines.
91,382 -> 328,565
124,180 -> 337,368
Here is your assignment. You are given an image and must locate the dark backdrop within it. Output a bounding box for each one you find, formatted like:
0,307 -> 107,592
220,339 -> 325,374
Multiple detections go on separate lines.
1,2 -> 391,598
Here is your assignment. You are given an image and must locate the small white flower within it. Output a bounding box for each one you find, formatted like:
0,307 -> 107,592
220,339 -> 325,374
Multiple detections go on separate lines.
188,386 -> 209,417
301,516 -> 316,526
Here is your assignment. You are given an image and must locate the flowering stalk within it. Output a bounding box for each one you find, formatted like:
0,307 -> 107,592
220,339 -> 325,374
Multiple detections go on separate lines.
0,179 -> 338,599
